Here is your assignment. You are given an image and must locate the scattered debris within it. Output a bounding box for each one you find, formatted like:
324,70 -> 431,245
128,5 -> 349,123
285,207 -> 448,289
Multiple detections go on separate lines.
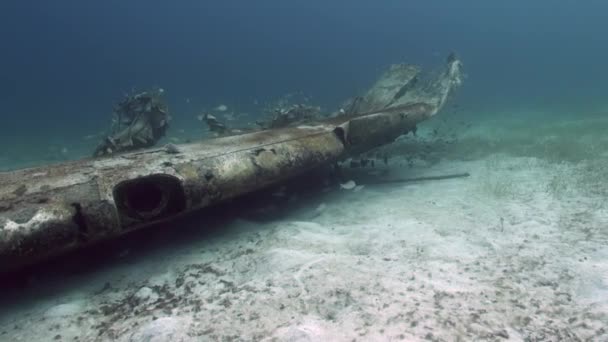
203,113 -> 228,135
366,172 -> 471,185
93,88 -> 170,157
256,104 -> 321,129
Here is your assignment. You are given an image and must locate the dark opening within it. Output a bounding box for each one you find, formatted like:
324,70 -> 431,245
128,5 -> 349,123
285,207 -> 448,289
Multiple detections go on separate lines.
126,181 -> 165,215
333,127 -> 347,146
113,174 -> 186,226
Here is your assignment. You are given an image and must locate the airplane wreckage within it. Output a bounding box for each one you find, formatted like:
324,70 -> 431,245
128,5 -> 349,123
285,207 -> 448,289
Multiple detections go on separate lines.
0,55 -> 464,273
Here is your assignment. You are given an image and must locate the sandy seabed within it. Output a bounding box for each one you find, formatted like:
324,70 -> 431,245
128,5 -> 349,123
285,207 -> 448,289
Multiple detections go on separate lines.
1,118 -> 607,341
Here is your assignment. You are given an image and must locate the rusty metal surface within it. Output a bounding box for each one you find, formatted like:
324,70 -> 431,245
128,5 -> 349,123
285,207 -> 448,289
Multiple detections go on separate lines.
0,57 -> 464,272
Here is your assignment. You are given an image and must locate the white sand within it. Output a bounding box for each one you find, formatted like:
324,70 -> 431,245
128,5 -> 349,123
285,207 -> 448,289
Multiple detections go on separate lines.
1,124 -> 607,341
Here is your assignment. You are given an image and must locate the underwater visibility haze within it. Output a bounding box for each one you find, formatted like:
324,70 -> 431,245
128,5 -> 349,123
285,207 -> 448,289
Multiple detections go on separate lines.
0,1 -> 607,341
1,0 -> 607,153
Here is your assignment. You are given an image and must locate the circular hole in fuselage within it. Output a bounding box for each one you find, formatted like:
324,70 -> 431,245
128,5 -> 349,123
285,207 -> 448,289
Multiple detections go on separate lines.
125,180 -> 165,217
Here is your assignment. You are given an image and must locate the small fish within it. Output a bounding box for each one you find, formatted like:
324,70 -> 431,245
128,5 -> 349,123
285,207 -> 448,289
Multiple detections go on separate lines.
214,104 -> 228,112
308,202 -> 327,219
340,180 -> 357,190
164,143 -> 181,154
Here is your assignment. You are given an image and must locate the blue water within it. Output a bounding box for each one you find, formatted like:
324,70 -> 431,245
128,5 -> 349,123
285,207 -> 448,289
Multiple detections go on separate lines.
1,0 -> 607,159
2,3 -> 608,340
